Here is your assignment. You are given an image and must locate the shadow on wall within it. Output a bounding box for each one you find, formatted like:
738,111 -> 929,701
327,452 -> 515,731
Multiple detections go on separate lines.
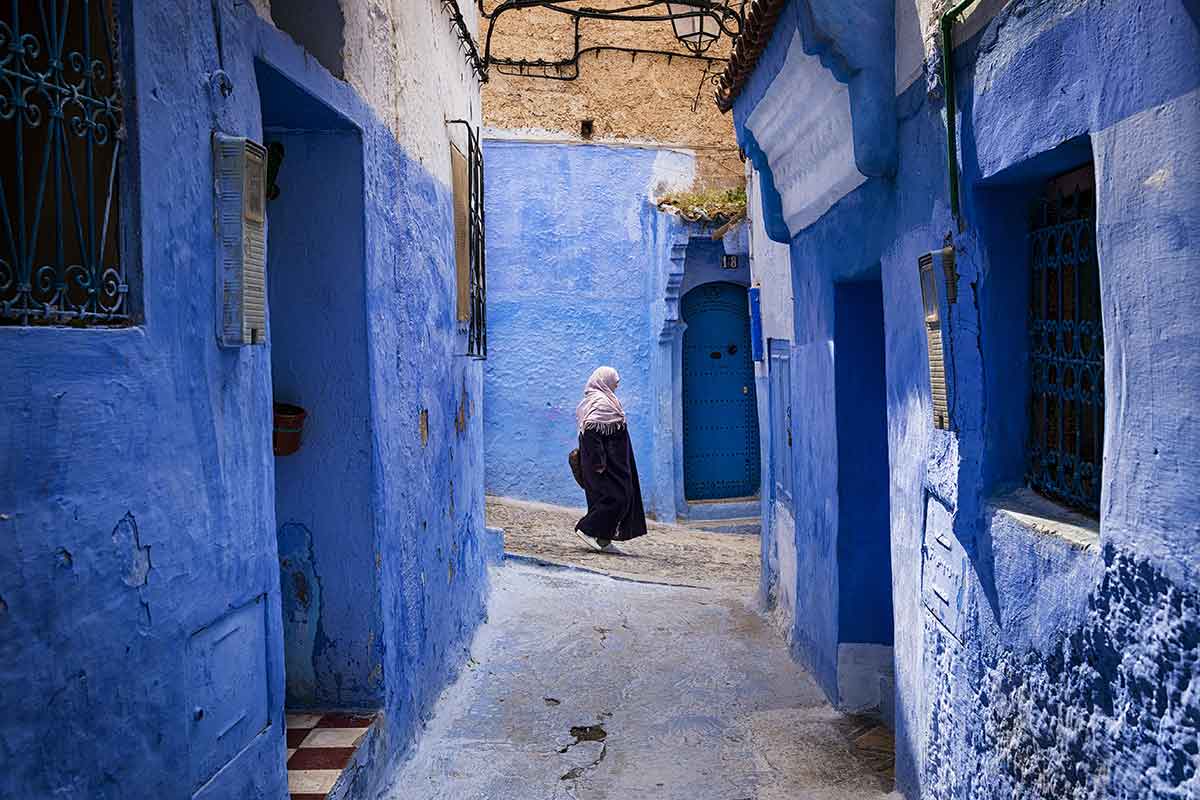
260,60 -> 382,710
833,278 -> 894,715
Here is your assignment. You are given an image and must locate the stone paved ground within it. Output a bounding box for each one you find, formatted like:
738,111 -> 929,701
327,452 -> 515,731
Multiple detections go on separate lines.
381,499 -> 896,800
486,496 -> 761,587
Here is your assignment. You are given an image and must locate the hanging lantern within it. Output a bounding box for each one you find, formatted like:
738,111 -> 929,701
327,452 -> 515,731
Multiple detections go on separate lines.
667,2 -> 723,54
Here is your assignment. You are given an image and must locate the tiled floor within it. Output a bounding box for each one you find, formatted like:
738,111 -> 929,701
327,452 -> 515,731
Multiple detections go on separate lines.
285,712 -> 375,800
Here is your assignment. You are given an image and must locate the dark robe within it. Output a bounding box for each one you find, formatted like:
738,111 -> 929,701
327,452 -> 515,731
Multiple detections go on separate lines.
575,424 -> 648,541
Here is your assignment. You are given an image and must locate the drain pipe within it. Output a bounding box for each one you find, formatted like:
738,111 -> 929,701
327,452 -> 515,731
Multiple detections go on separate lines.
940,0 -> 977,224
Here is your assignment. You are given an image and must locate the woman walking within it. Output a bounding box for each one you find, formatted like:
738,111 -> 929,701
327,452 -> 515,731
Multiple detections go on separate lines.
573,366 -> 648,551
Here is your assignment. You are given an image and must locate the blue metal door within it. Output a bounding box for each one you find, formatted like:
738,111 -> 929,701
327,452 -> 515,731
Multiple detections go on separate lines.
682,282 -> 761,500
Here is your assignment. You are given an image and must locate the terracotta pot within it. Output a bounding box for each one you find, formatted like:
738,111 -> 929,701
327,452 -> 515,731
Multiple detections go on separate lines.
273,402 -> 307,457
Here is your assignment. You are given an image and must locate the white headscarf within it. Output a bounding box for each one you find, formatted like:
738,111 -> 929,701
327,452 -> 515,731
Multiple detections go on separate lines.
576,366 -> 627,434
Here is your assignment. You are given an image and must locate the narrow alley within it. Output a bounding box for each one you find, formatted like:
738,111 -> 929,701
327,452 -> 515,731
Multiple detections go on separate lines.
385,500 -> 895,800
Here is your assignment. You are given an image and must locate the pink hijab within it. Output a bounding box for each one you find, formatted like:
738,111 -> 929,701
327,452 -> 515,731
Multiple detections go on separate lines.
576,366 -> 627,434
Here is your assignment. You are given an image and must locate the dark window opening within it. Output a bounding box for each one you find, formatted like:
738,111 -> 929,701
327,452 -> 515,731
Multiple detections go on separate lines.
450,123 -> 486,359
1,0 -> 133,326
1027,164 -> 1104,516
580,119 -> 594,139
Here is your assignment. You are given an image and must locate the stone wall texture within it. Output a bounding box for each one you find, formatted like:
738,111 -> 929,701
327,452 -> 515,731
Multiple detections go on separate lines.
480,0 -> 743,189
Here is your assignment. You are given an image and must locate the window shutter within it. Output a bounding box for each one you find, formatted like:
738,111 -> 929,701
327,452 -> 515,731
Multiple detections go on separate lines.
451,143 -> 471,324
918,248 -> 955,430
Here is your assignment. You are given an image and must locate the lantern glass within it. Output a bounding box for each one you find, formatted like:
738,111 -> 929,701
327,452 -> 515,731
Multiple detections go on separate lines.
667,2 -> 721,53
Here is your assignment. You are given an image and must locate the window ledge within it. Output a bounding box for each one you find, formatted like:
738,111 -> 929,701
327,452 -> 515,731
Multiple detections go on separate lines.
987,488 -> 1100,552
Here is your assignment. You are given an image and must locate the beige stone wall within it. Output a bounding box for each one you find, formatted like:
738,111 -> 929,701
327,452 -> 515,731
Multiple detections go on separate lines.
480,1 -> 743,189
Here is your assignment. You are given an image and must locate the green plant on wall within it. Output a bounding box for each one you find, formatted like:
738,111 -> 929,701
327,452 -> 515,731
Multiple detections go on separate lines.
657,187 -> 748,223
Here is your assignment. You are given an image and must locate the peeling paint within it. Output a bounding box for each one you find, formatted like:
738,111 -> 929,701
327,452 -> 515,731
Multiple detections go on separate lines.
1,3 -> 492,798
111,514 -> 151,589
1144,167 -> 1171,189
732,2 -> 1200,797
54,548 -> 73,570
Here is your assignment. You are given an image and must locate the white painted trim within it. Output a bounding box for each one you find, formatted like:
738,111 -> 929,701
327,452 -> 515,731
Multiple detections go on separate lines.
745,32 -> 866,237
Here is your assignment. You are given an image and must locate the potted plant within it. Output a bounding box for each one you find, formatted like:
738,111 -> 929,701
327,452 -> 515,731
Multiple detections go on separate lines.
273,402 -> 307,456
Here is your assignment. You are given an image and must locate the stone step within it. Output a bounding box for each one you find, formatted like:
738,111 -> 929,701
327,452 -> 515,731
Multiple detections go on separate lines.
683,497 -> 761,521
686,517 -> 762,536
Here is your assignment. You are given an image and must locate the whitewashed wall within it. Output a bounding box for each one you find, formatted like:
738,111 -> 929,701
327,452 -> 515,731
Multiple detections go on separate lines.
748,168 -> 794,342
745,31 -> 865,238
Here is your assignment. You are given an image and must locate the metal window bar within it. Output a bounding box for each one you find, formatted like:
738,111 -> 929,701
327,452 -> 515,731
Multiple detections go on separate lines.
1,0 -> 130,325
447,120 -> 486,358
1027,165 -> 1103,516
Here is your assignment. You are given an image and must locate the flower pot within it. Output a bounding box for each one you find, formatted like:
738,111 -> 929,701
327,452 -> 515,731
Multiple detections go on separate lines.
273,402 -> 307,456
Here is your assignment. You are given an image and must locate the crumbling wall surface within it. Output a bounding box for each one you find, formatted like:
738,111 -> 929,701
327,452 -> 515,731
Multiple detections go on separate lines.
0,1 -> 490,798
731,1 -> 1200,799
964,548 -> 1200,799
481,0 -> 742,188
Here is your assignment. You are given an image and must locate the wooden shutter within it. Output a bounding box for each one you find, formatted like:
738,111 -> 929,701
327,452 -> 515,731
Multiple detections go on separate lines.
451,143 -> 471,323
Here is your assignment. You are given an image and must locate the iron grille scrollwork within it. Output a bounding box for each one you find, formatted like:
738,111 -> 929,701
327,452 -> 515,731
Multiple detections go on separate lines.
1027,166 -> 1104,515
1,0 -> 129,325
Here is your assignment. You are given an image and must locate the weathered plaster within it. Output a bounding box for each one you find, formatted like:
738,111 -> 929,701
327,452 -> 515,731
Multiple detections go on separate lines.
745,32 -> 867,237
736,1 -> 1200,797
748,168 -> 794,343
0,2 -> 490,797
340,0 -> 482,186
482,140 -> 679,512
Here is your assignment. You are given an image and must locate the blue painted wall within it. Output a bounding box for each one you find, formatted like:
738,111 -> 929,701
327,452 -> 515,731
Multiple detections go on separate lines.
0,5 -> 488,799
680,237 -> 740,295
736,1 -> 1200,797
482,139 -> 754,519
482,140 -> 671,512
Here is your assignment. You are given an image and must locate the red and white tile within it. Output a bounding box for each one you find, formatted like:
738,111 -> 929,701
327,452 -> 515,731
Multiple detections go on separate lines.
285,712 -> 375,800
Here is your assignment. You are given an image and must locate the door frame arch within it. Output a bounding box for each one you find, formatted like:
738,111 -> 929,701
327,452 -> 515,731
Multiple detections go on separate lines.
653,230 -> 753,521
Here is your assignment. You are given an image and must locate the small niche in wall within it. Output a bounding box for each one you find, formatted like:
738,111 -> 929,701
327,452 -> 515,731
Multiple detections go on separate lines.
580,119 -> 594,139
270,0 -> 346,80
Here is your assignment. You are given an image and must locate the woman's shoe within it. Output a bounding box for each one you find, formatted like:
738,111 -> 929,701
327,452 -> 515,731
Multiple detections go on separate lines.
574,528 -> 605,552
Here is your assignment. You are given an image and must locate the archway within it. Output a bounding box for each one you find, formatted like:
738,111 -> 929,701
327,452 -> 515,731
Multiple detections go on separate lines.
681,282 -> 761,501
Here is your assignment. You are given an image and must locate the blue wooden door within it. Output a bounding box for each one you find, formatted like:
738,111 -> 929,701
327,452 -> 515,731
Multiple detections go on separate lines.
682,282 -> 761,500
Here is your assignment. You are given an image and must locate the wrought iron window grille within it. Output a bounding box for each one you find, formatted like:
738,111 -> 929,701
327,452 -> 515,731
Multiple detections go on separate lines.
448,120 -> 486,359
1,0 -> 133,326
1027,165 -> 1104,516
